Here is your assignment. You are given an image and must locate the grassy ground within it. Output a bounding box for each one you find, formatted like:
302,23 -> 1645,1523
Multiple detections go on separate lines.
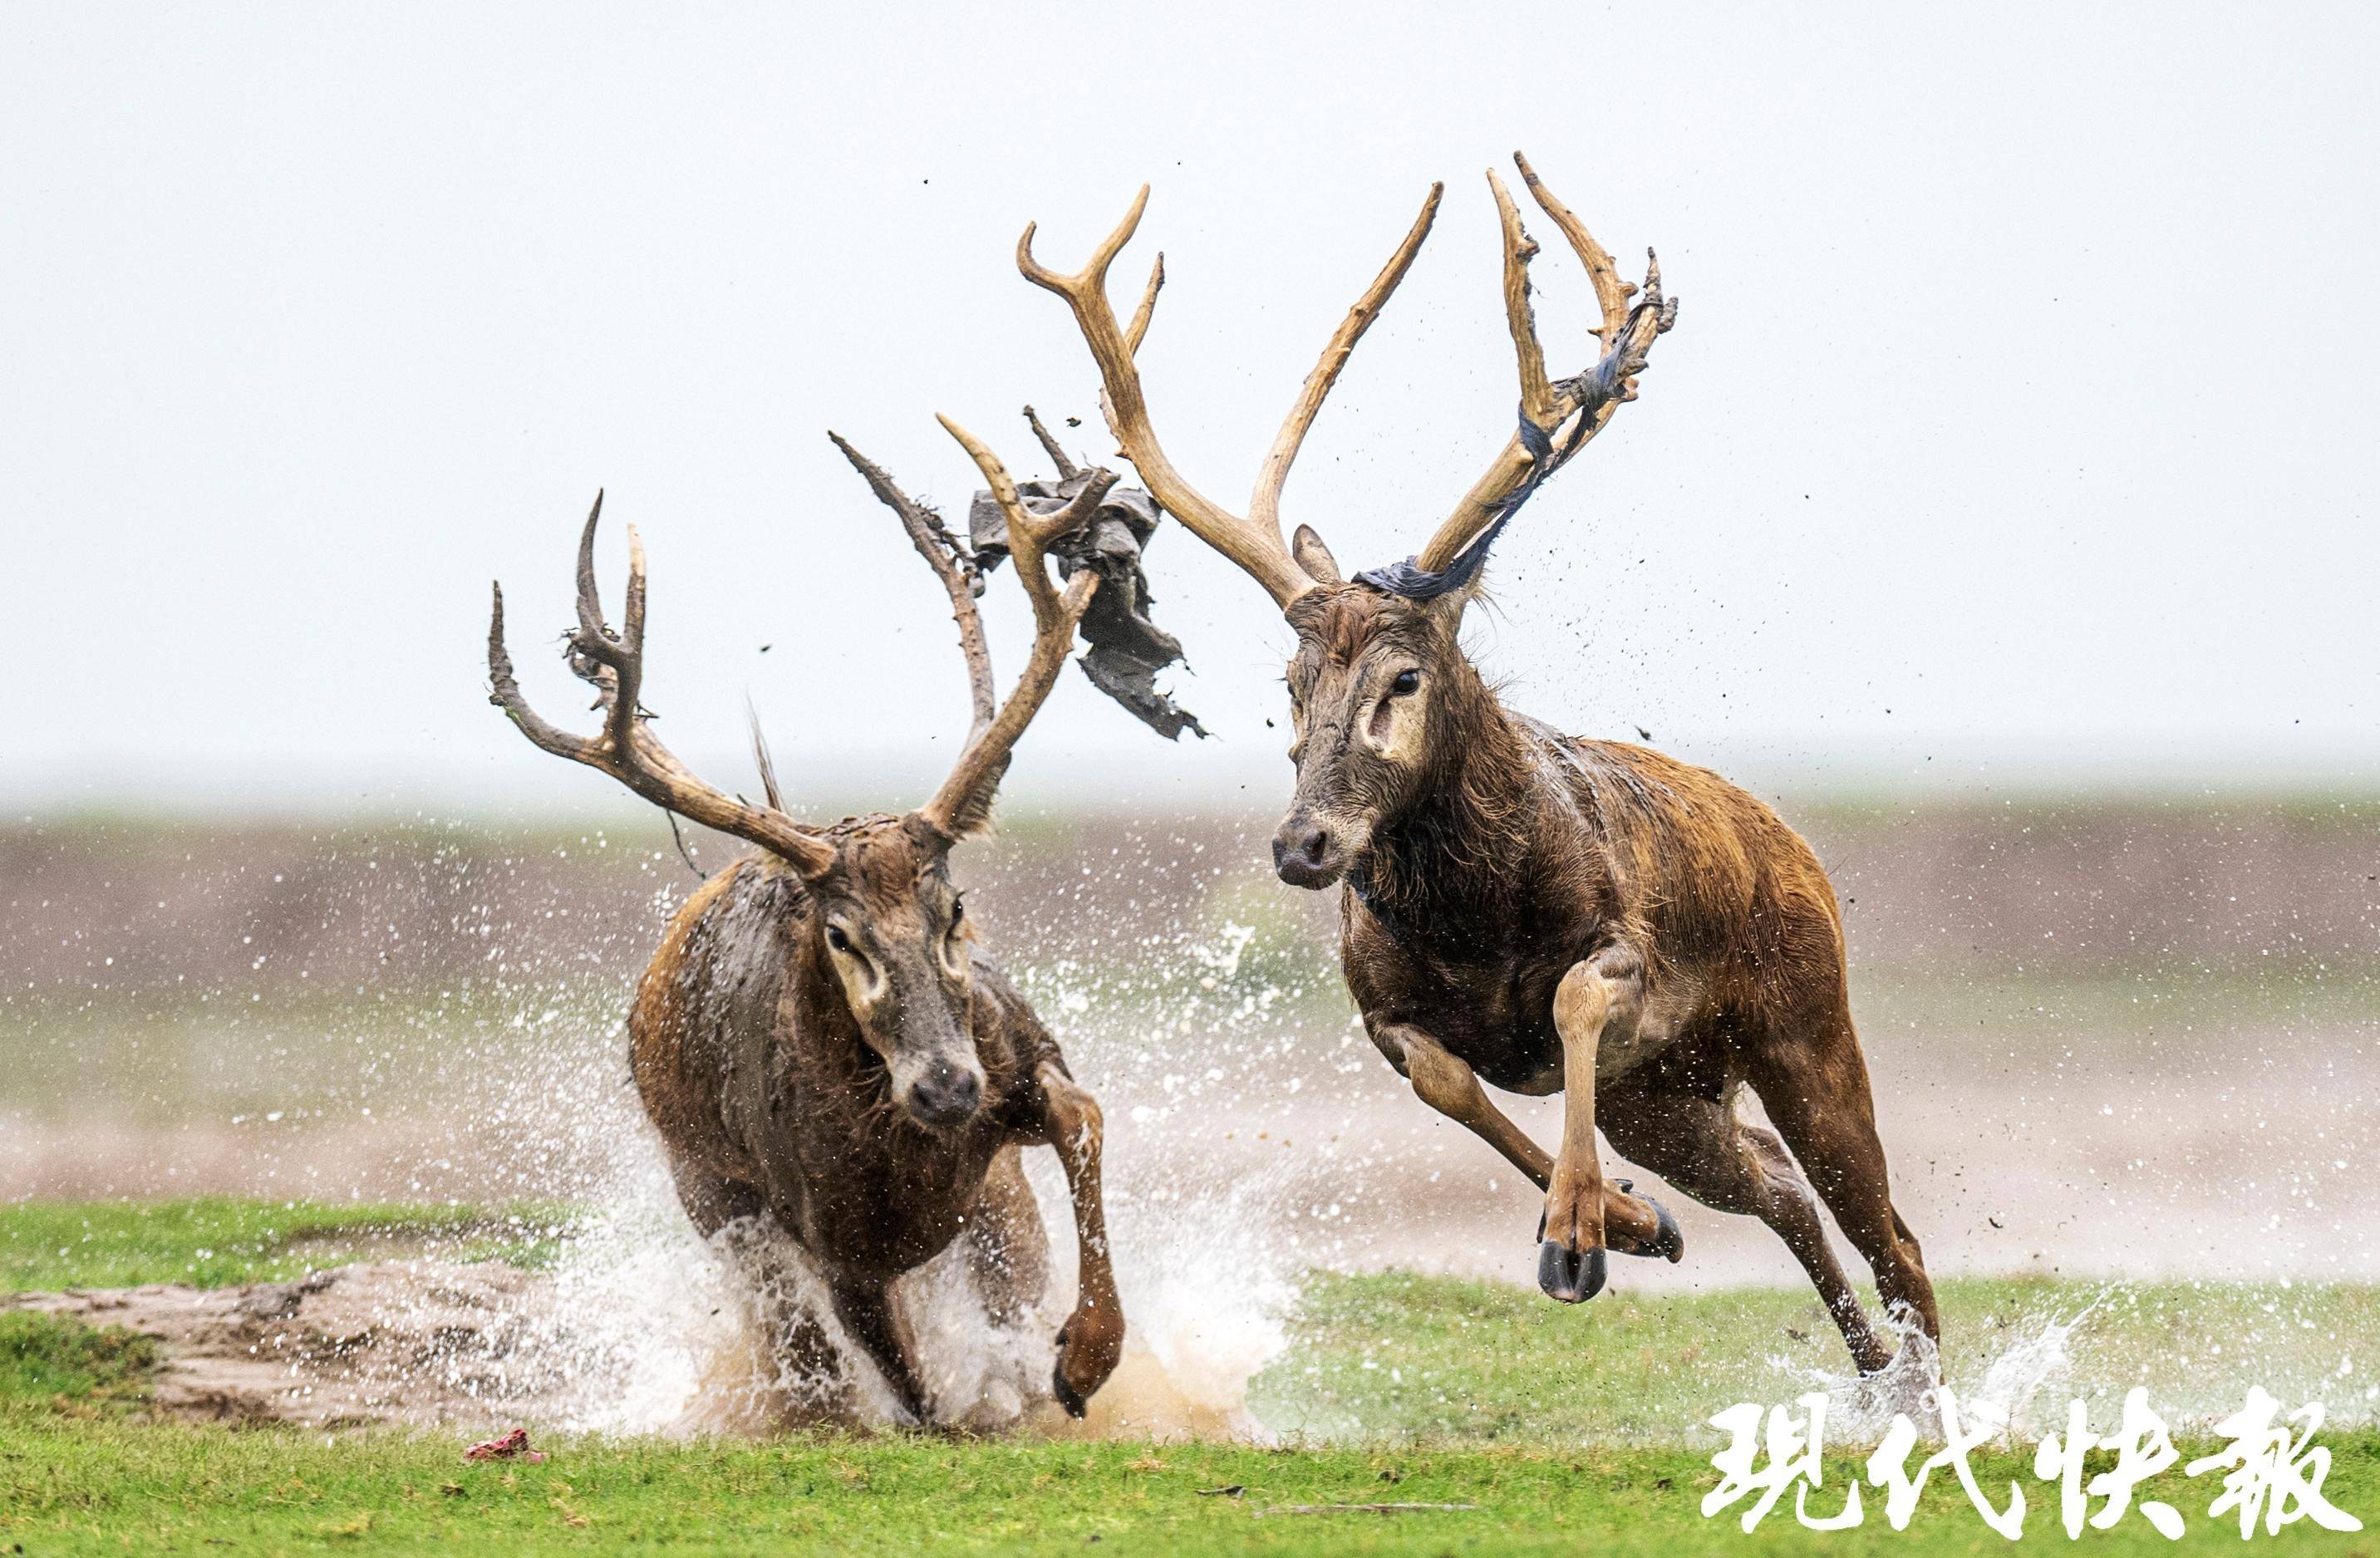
0,1200 -> 2372,1556
0,1196 -> 572,1288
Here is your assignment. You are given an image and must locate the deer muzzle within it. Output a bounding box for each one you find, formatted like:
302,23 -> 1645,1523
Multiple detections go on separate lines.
883,1006 -> 984,1128
902,1059 -> 984,1128
1271,808 -> 1351,889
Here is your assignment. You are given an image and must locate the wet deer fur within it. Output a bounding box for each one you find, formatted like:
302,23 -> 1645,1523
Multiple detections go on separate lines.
1020,151 -> 1938,1372
488,420 -> 1126,1423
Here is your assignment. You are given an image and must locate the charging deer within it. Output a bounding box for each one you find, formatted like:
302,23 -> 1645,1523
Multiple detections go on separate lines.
487,419 -> 1126,1423
1018,152 -> 1937,1372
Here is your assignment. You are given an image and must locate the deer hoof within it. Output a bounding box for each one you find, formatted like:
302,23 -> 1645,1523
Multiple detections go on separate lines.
1537,1240 -> 1607,1303
1614,1178 -> 1686,1263
1050,1323 -> 1089,1418
1052,1362 -> 1089,1419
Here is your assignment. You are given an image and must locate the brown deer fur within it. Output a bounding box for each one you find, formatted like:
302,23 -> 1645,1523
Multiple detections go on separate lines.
629,824 -> 1120,1422
1280,582 -> 1935,1371
488,430 -> 1128,1423
1014,153 -> 1938,1371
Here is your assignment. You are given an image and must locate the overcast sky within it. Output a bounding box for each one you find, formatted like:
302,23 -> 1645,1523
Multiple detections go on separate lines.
5,2 -> 2375,818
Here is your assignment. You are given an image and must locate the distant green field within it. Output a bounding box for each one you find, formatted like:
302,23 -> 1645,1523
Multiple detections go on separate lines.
0,1200 -> 2372,1555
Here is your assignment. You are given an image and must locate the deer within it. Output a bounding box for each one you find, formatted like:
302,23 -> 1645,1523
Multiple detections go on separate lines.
1014,151 -> 1939,1374
485,416 -> 1129,1424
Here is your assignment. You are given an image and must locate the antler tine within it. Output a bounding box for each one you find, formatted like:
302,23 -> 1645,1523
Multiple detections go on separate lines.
1414,152 -> 1680,573
1021,404 -> 1080,481
488,495 -> 836,877
914,415 -> 1112,838
573,492 -> 611,647
1514,149 -> 1630,342
1251,182 -> 1443,529
1019,189 -> 1315,608
828,431 -> 997,745
488,580 -> 593,764
1489,168 -> 1556,432
1124,253 -> 1163,357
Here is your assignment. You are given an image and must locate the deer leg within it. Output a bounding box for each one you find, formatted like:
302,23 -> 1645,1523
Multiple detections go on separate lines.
1747,1011 -> 1941,1364
964,1144 -> 1050,1329
1600,1082 -> 1891,1373
1371,1021 -> 1551,1187
1370,1020 -> 1674,1270
1035,1060 -> 1124,1418
1537,952 -> 1684,1301
827,1278 -> 931,1426
665,1155 -> 855,1421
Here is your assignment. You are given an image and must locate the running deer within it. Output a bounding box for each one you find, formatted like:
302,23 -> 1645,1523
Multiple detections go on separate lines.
1016,152 -> 1938,1371
486,419 -> 1126,1422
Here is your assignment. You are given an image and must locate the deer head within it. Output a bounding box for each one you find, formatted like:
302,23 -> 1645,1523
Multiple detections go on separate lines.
1018,151 -> 1677,888
489,418 -> 1114,1124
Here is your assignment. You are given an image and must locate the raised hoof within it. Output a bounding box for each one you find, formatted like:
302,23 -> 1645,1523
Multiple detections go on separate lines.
1537,1240 -> 1607,1303
1614,1178 -> 1686,1263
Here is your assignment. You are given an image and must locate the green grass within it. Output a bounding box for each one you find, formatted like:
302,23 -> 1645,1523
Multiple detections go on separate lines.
0,1196 -> 573,1290
0,1310 -> 156,1418
0,1201 -> 2372,1555
1266,1270 -> 2380,1444
0,1405 -> 2367,1556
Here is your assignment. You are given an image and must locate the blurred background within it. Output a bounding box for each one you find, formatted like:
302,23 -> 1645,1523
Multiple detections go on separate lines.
3,2 -> 2375,1292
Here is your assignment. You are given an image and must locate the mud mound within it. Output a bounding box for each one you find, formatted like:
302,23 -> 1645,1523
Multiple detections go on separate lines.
8,1261 -> 575,1430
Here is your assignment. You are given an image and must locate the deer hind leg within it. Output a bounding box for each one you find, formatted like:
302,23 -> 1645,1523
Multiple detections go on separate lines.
1747,1010 -> 1941,1365
1371,1018 -> 1674,1295
1035,1061 -> 1124,1418
1600,1081 -> 1892,1374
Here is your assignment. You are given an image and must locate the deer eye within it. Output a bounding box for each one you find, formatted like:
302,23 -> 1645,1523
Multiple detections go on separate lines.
1390,669 -> 1420,696
825,924 -> 855,955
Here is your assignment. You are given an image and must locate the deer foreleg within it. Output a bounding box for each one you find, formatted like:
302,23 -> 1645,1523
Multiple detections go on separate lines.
1540,951 -> 1684,1301
1035,1060 -> 1124,1418
826,1278 -> 929,1425
1373,1021 -> 1554,1188
1371,1019 -> 1677,1286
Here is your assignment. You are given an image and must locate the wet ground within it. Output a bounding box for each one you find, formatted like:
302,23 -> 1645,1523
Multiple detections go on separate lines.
7,966 -> 2374,1294
4,808 -> 2374,1440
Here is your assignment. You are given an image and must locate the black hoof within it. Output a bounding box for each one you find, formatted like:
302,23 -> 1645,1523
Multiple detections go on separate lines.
1614,1178 -> 1685,1262
1052,1363 -> 1088,1418
1537,1240 -> 1607,1303
1051,1324 -> 1089,1418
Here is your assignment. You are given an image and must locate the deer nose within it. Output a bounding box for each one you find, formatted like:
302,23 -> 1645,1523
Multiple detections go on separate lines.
904,1064 -> 981,1128
1272,819 -> 1335,887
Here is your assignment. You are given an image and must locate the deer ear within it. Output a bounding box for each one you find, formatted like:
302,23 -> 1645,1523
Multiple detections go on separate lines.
1291,524 -> 1343,585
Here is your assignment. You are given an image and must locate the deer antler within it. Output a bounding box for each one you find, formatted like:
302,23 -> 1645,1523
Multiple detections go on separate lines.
489,494 -> 838,877
909,415 -> 1116,839
1018,184 -> 1441,608
1413,151 -> 1679,573
828,432 -> 997,750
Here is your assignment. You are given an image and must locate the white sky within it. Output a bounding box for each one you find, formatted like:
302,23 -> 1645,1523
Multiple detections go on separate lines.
6,2 -> 2376,817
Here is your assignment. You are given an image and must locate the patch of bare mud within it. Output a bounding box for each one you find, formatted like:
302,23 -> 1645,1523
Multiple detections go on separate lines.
8,1261 -> 570,1429
6,1251 -> 1272,1442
